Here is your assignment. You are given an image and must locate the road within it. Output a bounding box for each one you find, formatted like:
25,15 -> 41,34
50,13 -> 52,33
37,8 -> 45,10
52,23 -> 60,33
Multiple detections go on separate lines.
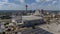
21,28 -> 53,34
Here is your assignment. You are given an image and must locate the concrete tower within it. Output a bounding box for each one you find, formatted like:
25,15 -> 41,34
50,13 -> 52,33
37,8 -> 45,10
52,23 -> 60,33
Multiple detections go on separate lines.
24,5 -> 28,15
26,5 -> 28,12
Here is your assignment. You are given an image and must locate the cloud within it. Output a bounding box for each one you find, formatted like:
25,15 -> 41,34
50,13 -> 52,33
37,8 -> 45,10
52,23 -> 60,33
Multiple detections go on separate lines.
45,0 -> 52,1
0,0 -> 9,6
36,0 -> 58,3
28,3 -> 40,10
0,0 -> 26,10
0,0 -> 8,3
0,2 -> 26,10
0,1 -> 7,8
52,1 -> 57,4
35,0 -> 58,5
4,0 -> 8,2
15,0 -> 25,3
35,0 -> 44,2
0,0 -> 60,10
35,0 -> 40,2
35,0 -> 53,2
31,3 -> 37,6
20,0 -> 25,3
0,0 -> 17,10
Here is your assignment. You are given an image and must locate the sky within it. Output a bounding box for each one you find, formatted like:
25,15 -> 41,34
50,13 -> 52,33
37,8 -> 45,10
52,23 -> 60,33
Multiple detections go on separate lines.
0,0 -> 60,10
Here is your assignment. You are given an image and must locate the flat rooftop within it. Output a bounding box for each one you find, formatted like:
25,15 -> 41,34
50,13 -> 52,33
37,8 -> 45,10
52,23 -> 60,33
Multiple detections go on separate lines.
22,15 -> 43,21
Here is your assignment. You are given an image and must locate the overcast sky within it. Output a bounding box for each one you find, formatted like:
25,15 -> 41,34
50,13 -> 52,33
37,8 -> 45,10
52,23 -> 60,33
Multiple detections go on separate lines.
0,0 -> 60,10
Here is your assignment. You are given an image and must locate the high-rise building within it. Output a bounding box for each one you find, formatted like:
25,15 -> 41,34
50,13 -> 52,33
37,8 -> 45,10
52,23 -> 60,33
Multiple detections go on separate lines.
41,9 -> 44,14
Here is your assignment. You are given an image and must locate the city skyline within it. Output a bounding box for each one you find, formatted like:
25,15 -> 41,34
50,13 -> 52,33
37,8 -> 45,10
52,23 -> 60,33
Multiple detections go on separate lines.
0,0 -> 60,10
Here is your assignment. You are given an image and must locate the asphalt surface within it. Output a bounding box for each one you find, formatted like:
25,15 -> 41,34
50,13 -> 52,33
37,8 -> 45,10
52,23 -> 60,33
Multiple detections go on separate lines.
21,28 -> 53,34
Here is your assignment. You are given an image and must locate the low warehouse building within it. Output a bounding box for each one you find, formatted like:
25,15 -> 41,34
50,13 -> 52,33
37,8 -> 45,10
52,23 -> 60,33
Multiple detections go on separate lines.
20,15 -> 46,27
